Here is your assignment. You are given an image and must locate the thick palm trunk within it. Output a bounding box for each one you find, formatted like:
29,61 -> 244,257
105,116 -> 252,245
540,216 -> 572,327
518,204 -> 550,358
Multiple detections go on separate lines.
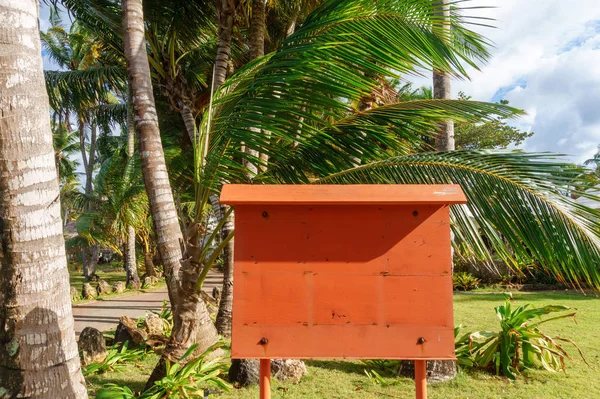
0,1 -> 87,396
122,0 -> 218,387
215,0 -> 236,89
124,90 -> 140,289
122,0 -> 182,308
402,0 -> 457,382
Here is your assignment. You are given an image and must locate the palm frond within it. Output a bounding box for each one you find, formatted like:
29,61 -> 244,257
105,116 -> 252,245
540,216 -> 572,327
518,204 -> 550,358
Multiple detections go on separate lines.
316,151 -> 600,290
210,0 -> 496,173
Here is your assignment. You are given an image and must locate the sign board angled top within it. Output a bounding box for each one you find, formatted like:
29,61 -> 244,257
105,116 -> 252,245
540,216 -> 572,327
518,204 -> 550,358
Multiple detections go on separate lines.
220,185 -> 466,360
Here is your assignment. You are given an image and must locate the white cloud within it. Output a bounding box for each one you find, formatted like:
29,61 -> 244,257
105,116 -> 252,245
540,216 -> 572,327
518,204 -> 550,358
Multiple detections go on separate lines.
412,0 -> 600,163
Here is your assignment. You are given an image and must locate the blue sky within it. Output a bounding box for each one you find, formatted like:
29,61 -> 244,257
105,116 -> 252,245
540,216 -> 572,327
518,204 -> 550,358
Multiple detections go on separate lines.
408,0 -> 600,163
39,1 -> 600,163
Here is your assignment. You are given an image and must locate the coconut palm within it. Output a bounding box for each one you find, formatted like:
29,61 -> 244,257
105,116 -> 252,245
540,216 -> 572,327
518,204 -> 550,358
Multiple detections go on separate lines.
201,0 -> 600,292
52,120 -> 81,180
42,11 -> 128,280
0,0 -> 87,395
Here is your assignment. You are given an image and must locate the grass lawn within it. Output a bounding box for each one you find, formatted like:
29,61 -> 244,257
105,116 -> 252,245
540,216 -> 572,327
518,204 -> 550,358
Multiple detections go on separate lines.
69,262 -> 127,292
86,292 -> 600,398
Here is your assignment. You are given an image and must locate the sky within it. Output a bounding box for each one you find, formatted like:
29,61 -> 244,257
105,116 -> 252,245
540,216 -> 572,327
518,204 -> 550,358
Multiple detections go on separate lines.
409,0 -> 600,163
39,1 -> 600,164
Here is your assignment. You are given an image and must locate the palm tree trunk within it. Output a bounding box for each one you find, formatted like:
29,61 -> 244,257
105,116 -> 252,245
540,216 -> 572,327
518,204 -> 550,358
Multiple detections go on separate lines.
215,0 -> 237,89
125,225 -> 140,288
249,0 -> 265,59
122,0 -> 218,386
80,120 -> 99,280
181,103 -> 197,144
433,0 -> 455,152
401,0 -> 458,382
122,0 -> 182,309
212,0 -> 240,337
0,1 -> 88,396
124,89 -> 140,289
212,196 -> 234,337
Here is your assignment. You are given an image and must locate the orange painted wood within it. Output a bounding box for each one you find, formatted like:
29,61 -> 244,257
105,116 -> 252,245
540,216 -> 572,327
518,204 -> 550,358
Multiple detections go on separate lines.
232,325 -> 455,359
260,359 -> 271,399
221,184 -> 463,361
415,360 -> 428,399
234,205 -> 452,275
221,184 -> 467,205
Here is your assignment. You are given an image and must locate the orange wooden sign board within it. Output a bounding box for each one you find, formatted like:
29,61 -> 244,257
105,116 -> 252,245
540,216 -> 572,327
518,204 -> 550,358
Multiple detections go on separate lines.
221,184 -> 466,364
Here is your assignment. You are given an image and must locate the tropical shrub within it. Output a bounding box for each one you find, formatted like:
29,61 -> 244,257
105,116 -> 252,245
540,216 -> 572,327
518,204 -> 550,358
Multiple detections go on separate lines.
453,272 -> 481,291
96,343 -> 231,398
455,297 -> 588,379
83,341 -> 146,376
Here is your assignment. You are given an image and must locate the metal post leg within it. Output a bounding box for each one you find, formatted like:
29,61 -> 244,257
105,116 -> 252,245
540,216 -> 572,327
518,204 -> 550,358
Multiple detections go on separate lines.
415,360 -> 427,399
260,359 -> 271,399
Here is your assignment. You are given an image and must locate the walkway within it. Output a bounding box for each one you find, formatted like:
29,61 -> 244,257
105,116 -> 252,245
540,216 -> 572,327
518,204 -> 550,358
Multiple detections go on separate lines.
72,270 -> 223,336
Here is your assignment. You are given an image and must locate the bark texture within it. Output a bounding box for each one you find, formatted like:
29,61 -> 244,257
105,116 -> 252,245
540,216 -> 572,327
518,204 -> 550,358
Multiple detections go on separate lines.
212,197 -> 234,337
124,89 -> 140,289
249,0 -> 265,59
122,0 -> 219,387
0,1 -> 88,396
180,104 -> 197,144
145,224 -> 219,389
122,0 -> 182,308
433,0 -> 455,152
125,225 -> 140,288
215,0 -> 236,89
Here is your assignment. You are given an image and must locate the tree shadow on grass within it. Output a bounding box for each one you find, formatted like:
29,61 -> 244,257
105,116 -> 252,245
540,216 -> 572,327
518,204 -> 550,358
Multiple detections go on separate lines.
305,359 -> 367,376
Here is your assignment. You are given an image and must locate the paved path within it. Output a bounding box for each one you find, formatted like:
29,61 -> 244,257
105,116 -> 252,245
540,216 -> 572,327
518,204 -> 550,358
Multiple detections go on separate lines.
72,270 -> 223,336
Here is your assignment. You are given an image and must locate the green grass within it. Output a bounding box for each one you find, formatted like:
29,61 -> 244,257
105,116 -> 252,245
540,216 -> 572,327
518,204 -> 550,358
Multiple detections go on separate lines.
87,292 -> 600,398
69,262 -> 127,291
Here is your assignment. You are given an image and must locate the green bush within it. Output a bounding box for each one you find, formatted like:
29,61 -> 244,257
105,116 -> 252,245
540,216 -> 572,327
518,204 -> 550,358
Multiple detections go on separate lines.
453,272 -> 481,291
96,342 -> 231,398
455,296 -> 588,379
83,341 -> 146,376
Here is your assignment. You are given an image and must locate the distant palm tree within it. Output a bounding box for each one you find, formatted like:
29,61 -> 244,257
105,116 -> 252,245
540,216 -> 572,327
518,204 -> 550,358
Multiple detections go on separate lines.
42,11 -> 127,280
52,120 -> 80,181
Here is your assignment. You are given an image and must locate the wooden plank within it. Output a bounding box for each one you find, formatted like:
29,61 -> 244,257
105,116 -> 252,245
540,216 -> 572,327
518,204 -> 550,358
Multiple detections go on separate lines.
231,324 -> 455,359
221,184 -> 467,205
235,274 -> 452,328
234,205 -> 452,275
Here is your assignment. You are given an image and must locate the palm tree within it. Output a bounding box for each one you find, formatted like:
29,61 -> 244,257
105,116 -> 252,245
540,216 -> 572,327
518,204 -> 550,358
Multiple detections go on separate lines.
52,120 -> 81,181
202,0 -> 600,296
42,14 -> 127,280
122,0 -> 219,385
0,0 -> 87,396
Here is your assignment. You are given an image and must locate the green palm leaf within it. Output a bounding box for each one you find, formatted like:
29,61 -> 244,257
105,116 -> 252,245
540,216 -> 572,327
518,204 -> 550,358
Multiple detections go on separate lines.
209,0 -> 497,174
316,151 -> 600,290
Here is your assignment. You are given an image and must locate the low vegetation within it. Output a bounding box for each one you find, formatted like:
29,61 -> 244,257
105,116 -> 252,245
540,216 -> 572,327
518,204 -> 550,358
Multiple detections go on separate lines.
86,292 -> 599,399
455,296 -> 588,379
